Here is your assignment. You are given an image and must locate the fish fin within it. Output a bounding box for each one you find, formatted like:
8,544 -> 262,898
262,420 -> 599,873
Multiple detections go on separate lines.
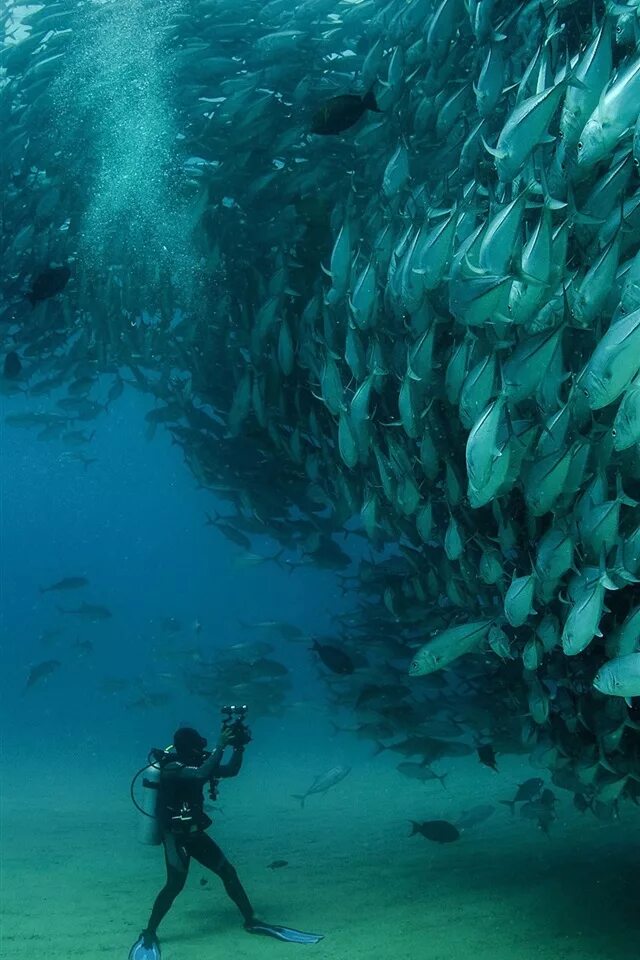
516,268 -> 550,288
616,473 -> 638,508
566,75 -> 587,91
461,254 -> 488,277
499,800 -> 516,814
481,136 -> 506,160
544,197 -> 568,211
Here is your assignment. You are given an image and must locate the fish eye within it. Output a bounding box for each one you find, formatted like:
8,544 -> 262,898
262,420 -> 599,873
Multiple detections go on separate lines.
612,428 -> 617,437
577,141 -> 583,150
582,388 -> 589,397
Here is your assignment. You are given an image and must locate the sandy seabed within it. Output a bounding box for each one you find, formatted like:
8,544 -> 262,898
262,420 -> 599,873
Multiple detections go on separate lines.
1,749 -> 637,960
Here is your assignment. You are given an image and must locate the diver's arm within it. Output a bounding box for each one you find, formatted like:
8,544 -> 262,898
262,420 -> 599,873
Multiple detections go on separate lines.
163,744 -> 227,782
216,745 -> 245,778
163,727 -> 236,783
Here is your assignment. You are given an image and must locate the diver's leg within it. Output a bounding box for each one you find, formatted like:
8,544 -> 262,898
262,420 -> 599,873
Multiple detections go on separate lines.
189,834 -> 255,924
145,834 -> 190,937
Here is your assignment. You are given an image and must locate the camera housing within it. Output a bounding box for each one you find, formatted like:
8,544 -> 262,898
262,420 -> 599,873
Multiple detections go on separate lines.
221,703 -> 252,747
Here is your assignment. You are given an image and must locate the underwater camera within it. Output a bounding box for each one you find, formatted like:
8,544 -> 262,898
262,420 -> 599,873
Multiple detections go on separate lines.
221,703 -> 252,747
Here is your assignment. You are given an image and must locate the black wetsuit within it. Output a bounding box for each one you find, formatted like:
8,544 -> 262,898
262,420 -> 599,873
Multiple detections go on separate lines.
145,744 -> 254,937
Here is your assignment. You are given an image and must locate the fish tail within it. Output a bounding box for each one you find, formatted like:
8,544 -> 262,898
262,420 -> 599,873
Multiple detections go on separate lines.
499,800 -> 516,815
438,773 -> 449,791
363,87 -> 380,113
372,740 -> 386,757
408,820 -> 418,837
291,794 -> 306,808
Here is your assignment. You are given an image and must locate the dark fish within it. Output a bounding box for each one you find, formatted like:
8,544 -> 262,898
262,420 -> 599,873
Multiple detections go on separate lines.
57,602 -> 112,622
238,620 -> 305,641
332,720 -> 396,741
37,628 -> 62,647
302,536 -> 351,570
409,819 -> 460,843
312,638 -> 354,674
500,777 -> 544,814
62,452 -> 97,470
246,657 -> 289,679
205,512 -> 252,550
591,800 -> 619,823
311,89 -> 380,135
292,765 -> 351,807
74,638 -> 94,655
396,762 -> 447,789
25,659 -> 61,690
273,623 -> 306,641
39,576 -> 89,593
521,791 -> 557,835
477,743 -> 499,772
378,735 -> 433,758
267,860 -> 289,870
127,692 -> 172,709
356,683 -> 411,707
27,265 -> 70,305
224,640 -> 275,660
3,351 -> 22,379
573,792 -> 593,815
386,735 -> 473,762
456,805 -> 496,830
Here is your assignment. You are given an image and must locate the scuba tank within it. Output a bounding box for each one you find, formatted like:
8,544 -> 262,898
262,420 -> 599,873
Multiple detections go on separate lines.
131,747 -> 173,846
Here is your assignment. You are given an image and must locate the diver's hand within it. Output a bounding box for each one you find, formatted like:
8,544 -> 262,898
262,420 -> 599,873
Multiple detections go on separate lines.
216,727 -> 235,749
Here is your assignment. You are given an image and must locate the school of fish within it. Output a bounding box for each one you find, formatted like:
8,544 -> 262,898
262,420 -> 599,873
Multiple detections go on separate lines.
2,0 -> 640,818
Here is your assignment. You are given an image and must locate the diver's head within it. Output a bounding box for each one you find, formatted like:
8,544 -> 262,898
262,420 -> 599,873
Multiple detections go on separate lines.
173,727 -> 207,763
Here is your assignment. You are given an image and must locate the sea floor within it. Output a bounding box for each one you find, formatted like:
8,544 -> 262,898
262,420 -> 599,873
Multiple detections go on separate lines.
1,750 -> 637,960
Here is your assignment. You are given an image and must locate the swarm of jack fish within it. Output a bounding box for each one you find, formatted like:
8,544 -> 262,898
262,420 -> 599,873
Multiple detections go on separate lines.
2,0 -> 640,815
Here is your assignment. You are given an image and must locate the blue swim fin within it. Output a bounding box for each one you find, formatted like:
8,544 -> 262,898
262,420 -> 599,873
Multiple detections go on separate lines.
128,931 -> 161,960
245,920 -> 324,944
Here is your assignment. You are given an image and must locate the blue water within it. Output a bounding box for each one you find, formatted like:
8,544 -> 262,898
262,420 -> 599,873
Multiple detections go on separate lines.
0,383 -> 347,764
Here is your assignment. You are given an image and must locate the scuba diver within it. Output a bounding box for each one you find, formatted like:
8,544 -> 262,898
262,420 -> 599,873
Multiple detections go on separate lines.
129,706 -> 323,960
